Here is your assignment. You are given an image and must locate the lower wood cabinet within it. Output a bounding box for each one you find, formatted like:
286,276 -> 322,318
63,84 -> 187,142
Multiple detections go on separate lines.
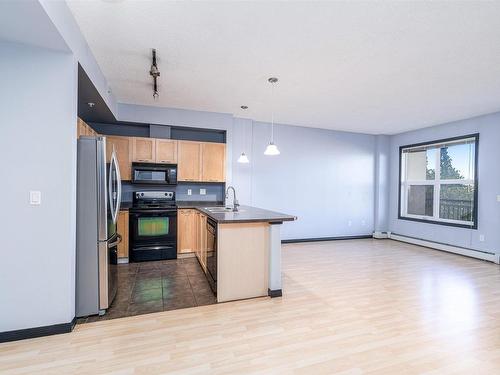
177,209 -> 197,253
178,209 -> 208,262
117,210 -> 129,259
198,213 -> 207,271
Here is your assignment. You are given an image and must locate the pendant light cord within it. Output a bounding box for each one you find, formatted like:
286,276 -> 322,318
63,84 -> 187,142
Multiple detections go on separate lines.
271,81 -> 275,142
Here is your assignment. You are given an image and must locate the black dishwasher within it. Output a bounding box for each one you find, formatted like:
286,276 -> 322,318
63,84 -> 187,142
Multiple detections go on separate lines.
206,217 -> 217,293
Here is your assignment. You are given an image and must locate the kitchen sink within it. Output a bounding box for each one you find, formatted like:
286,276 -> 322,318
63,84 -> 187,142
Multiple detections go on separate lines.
204,207 -> 245,213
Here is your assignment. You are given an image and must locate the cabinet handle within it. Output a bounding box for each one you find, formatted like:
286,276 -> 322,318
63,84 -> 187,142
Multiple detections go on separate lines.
138,159 -> 148,162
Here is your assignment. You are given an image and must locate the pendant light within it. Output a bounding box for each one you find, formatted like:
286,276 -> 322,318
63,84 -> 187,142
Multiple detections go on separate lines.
264,77 -> 280,156
237,152 -> 250,163
237,105 -> 250,163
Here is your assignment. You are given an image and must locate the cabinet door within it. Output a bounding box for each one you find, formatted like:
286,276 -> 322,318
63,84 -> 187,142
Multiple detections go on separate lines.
77,118 -> 85,138
199,213 -> 207,271
106,136 -> 132,180
194,212 -> 201,259
117,211 -> 129,258
133,137 -> 156,163
77,118 -> 95,138
156,139 -> 178,164
178,141 -> 201,181
178,209 -> 196,253
201,142 -> 226,182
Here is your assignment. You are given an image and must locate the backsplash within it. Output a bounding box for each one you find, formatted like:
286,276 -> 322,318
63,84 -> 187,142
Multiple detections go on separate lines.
121,182 -> 225,203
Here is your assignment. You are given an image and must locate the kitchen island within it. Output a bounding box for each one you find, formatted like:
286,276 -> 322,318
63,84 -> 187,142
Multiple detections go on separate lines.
177,204 -> 295,303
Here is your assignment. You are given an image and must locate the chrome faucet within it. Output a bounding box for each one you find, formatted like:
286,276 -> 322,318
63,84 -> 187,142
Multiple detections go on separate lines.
226,186 -> 239,212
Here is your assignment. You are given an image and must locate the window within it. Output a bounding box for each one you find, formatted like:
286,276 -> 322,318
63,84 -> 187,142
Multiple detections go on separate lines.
399,134 -> 478,228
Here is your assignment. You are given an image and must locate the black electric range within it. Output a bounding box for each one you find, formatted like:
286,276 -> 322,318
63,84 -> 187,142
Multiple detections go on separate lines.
129,191 -> 177,262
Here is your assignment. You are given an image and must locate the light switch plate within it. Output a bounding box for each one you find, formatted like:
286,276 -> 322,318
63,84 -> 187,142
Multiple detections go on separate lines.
200,188 -> 206,195
479,234 -> 485,242
187,189 -> 192,196
497,195 -> 500,202
29,191 -> 41,205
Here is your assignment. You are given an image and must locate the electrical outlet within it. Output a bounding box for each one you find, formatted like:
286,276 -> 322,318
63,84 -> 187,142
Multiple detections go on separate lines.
479,234 -> 485,242
29,191 -> 41,205
187,189 -> 192,196
200,188 -> 206,195
348,220 -> 352,227
361,220 -> 366,226
497,195 -> 500,202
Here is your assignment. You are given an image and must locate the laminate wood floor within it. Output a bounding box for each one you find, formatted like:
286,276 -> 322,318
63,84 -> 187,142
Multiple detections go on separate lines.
2,239 -> 500,374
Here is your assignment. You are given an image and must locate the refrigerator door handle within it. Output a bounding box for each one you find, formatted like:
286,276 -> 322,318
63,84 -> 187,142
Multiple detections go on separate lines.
108,234 -> 122,248
108,147 -> 122,224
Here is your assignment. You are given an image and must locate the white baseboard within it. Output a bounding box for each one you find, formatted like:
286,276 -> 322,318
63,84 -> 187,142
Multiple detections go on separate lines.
389,233 -> 499,264
373,231 -> 389,239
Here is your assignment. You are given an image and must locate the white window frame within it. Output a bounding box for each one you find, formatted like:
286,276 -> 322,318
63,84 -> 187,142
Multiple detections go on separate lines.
399,135 -> 478,228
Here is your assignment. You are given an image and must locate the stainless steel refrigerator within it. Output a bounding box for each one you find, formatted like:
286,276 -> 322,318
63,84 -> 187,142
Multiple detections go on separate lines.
76,136 -> 122,317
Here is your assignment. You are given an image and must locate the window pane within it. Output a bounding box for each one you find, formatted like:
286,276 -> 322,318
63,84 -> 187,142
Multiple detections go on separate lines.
440,142 -> 475,180
439,184 -> 474,222
405,148 -> 436,180
407,185 -> 434,216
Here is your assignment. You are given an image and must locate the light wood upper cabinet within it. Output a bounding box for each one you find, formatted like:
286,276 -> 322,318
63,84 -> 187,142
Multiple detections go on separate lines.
77,117 -> 98,138
201,142 -> 226,182
95,134 -> 226,183
106,136 -> 132,180
178,209 -> 197,253
77,118 -> 86,138
117,211 -> 129,259
156,139 -> 178,164
132,137 -> 156,163
178,141 -> 202,181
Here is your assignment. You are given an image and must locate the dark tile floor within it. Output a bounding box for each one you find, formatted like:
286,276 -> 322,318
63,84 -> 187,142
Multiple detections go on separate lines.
77,257 -> 216,324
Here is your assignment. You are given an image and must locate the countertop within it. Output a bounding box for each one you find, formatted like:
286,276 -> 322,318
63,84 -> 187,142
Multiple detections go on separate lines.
175,201 -> 224,209
196,205 -> 296,224
120,201 -> 296,224
120,202 -> 133,210
120,201 -> 223,210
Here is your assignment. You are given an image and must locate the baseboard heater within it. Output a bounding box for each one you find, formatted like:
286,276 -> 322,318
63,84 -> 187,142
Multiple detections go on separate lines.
388,232 -> 499,264
282,234 -> 372,244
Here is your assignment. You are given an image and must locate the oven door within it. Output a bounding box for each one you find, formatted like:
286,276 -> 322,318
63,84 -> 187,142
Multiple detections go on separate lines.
130,208 -> 177,245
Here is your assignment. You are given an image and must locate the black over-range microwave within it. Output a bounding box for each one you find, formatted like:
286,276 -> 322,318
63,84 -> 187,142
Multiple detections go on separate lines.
131,163 -> 177,185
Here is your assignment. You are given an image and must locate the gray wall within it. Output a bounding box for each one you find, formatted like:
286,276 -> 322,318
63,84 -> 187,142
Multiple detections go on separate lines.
231,119 -> 376,240
117,103 -> 235,188
39,0 -> 118,116
118,105 -> 378,240
121,183 -> 225,203
0,41 -> 77,331
374,135 -> 390,233
388,112 -> 500,254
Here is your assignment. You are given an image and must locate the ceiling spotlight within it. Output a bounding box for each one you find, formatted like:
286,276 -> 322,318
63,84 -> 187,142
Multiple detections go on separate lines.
87,102 -> 95,108
149,48 -> 160,99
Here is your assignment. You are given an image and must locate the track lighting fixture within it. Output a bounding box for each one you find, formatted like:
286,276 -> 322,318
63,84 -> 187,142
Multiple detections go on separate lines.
149,48 -> 160,99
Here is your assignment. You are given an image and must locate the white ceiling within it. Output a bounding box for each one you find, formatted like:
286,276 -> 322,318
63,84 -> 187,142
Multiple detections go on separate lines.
67,0 -> 500,134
